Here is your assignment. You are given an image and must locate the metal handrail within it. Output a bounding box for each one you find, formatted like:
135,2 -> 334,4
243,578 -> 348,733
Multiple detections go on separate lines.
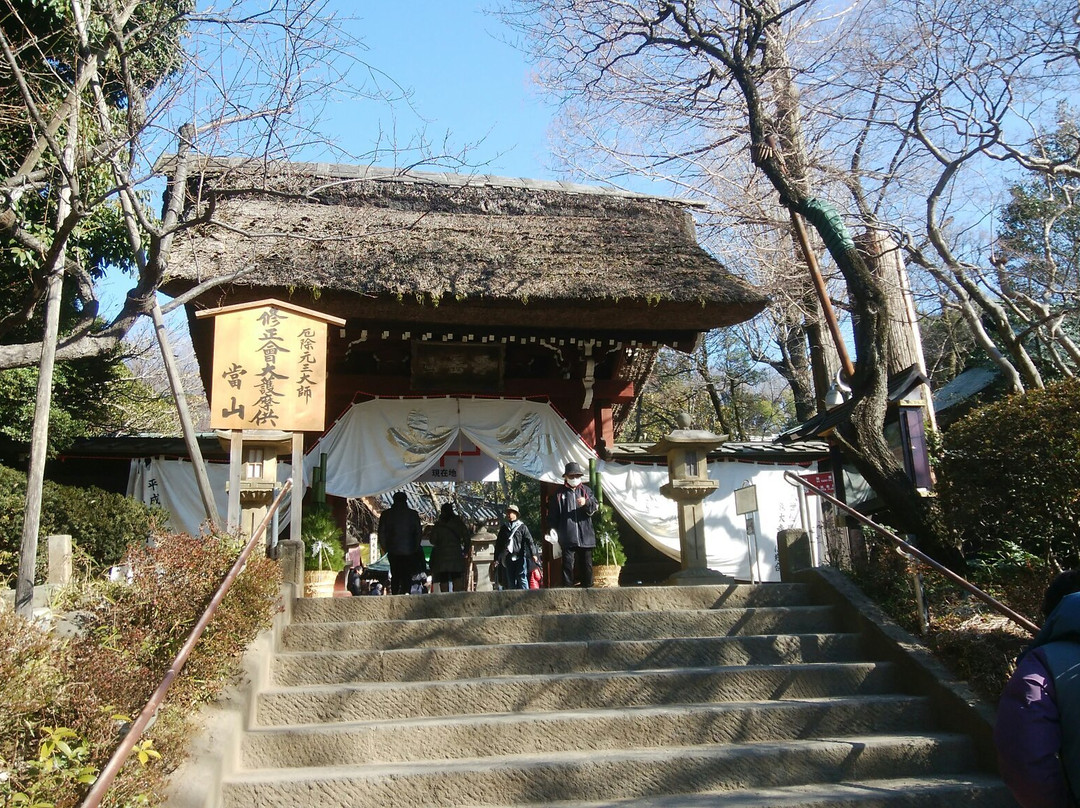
784,471 -> 1040,636
81,480 -> 293,808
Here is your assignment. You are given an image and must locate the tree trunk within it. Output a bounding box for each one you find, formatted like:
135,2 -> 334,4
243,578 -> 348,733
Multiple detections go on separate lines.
16,116 -> 77,618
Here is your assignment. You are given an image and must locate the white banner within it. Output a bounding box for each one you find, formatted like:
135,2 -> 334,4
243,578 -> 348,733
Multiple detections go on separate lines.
598,460 -> 804,582
127,457 -> 291,538
126,397 -> 809,581
304,397 -> 596,497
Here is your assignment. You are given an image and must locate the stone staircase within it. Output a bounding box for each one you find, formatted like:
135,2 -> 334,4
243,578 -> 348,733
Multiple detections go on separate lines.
208,577 -> 1015,807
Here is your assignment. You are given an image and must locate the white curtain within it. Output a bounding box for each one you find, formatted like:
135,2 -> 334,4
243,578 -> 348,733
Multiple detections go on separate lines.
599,460 -> 805,582
304,397 -> 596,497
126,397 -> 808,580
127,457 -> 292,537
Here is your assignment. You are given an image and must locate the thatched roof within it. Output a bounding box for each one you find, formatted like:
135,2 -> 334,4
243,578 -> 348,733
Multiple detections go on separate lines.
161,158 -> 766,332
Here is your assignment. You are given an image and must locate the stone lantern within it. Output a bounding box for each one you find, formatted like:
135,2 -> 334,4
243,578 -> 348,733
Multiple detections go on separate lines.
470,524 -> 498,592
647,413 -> 733,585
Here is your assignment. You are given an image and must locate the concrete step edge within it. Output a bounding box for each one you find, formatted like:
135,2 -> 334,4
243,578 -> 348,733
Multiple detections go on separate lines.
243,693 -> 927,734
271,632 -> 867,683
285,604 -> 837,631
274,631 -> 863,661
259,660 -> 894,696
225,733 -> 972,781
519,775 -> 1014,808
289,584 -> 821,623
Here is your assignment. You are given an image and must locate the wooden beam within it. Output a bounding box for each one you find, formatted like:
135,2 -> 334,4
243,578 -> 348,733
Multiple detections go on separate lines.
329,375 -> 636,402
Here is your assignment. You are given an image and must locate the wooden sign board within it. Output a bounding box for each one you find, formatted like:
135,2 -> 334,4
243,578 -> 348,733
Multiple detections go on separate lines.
734,484 -> 758,515
198,299 -> 345,432
411,342 -> 504,392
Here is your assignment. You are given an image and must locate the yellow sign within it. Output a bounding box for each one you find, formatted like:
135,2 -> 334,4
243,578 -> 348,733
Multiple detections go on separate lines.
198,299 -> 345,432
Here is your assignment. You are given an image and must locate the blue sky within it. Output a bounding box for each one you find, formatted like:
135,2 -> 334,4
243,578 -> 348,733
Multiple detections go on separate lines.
106,2 -> 563,318
322,1 -> 558,179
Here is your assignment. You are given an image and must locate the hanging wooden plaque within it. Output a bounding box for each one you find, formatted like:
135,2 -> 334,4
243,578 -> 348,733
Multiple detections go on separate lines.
198,299 -> 345,432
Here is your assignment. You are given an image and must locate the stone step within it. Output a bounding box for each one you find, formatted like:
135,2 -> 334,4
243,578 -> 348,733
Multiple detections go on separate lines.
280,606 -> 842,652
221,733 -> 975,808
527,776 -> 1017,807
256,661 -> 898,727
290,583 -> 820,624
272,632 -> 865,685
241,695 -> 933,769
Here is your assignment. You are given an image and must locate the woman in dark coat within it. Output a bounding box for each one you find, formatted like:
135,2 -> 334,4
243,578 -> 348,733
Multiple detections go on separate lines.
428,503 -> 471,593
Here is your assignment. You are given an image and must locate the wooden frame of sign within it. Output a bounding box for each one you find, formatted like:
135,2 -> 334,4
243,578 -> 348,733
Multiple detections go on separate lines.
196,299 -> 346,544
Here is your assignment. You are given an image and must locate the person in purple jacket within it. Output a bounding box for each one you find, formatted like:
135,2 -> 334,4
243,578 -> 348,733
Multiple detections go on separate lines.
995,569 -> 1080,808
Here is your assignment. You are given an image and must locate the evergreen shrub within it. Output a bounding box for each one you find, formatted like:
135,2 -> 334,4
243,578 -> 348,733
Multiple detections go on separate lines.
592,504 -> 627,566
301,505 -> 344,571
937,378 -> 1080,570
0,464 -> 166,584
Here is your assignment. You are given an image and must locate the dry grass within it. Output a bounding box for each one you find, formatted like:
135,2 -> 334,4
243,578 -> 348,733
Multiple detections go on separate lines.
844,531 -> 1051,706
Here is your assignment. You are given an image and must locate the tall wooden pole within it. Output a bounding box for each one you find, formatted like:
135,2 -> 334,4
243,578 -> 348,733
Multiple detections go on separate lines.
291,432 -> 304,543
15,111 -> 76,618
15,267 -> 65,618
789,210 -> 856,381
151,300 -> 221,530
228,430 -> 243,532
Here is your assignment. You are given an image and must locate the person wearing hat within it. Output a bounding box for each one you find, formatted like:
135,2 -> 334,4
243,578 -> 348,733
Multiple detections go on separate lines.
548,461 -> 600,587
377,490 -> 423,595
495,503 -> 539,590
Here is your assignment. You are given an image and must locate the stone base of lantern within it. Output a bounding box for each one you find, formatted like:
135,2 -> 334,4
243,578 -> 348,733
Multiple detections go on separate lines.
663,567 -> 735,586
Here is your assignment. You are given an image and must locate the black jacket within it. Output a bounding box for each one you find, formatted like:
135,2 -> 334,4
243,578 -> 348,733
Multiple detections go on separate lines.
547,482 -> 599,549
495,519 -> 539,565
377,501 -> 422,556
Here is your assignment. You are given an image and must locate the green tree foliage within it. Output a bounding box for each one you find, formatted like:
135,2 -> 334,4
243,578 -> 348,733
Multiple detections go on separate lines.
937,379 -> 1080,570
622,342 -> 795,444
0,358 -> 177,454
0,464 -> 166,583
0,0 -> 191,451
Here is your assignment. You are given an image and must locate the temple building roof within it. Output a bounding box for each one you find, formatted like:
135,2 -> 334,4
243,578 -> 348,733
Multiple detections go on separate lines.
158,158 -> 767,333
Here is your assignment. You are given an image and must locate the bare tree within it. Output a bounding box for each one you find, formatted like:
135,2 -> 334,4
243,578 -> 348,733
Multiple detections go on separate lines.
2,0 -> 474,615
806,0 -> 1080,392
503,0 -> 967,564
504,0 -> 1080,566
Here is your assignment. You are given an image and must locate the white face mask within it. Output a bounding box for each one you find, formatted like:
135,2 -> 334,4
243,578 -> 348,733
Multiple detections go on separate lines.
566,476 -> 583,488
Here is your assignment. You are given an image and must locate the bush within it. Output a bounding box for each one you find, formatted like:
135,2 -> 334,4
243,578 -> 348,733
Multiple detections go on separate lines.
592,504 -> 627,567
0,464 -> 166,583
1,529 -> 281,807
937,378 -> 1080,570
301,505 -> 344,571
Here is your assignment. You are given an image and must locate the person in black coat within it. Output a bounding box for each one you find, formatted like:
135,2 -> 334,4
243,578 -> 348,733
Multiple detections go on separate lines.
429,503 -> 471,593
495,503 -> 539,590
377,491 -> 422,595
547,461 -> 599,588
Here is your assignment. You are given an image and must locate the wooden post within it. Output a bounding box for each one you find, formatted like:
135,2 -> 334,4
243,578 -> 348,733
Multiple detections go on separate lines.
151,299 -> 221,530
15,113 -> 76,619
291,432 -> 304,543
789,210 -> 856,381
227,430 -> 242,532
